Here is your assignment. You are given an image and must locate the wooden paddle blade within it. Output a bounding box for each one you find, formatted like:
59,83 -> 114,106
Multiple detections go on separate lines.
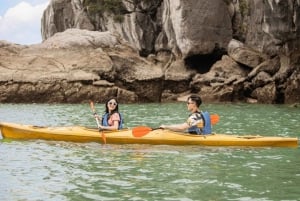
102,132 -> 107,144
89,101 -> 96,113
132,126 -> 153,137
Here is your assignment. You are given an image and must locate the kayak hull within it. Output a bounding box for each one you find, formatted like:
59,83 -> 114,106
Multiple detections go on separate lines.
0,122 -> 298,147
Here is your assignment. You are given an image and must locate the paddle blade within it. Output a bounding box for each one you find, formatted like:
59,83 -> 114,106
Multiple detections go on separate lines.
132,126 -> 152,137
210,114 -> 220,125
102,132 -> 107,144
90,101 -> 96,113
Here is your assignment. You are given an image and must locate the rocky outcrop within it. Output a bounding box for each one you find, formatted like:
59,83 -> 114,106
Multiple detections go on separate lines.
1,0 -> 300,104
0,29 -> 165,103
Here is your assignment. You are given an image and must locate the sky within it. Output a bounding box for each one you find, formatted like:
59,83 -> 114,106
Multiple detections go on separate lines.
0,0 -> 50,45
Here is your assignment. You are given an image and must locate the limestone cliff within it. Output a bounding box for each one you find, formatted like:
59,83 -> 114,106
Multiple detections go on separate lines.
0,0 -> 299,104
39,0 -> 300,104
42,0 -> 232,59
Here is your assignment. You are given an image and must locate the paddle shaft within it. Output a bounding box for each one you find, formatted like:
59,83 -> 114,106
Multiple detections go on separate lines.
132,114 -> 220,137
90,101 -> 101,127
89,101 -> 106,144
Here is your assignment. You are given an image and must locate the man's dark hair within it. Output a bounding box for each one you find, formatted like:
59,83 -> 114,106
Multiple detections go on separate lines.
188,94 -> 202,107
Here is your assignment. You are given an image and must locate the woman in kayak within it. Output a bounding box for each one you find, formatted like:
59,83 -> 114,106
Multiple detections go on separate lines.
95,98 -> 123,130
159,94 -> 211,134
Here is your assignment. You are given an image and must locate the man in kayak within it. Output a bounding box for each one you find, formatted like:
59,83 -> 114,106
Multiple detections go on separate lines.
94,98 -> 124,130
159,94 -> 211,134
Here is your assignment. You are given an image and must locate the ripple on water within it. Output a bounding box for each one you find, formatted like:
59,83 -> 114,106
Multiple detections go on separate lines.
1,103 -> 300,200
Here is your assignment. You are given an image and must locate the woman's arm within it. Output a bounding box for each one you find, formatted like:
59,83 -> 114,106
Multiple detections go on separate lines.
99,113 -> 120,130
99,120 -> 119,130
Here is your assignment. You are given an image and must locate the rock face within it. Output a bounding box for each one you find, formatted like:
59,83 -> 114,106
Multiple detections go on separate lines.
42,0 -> 232,58
0,30 -> 164,103
1,0 -> 300,104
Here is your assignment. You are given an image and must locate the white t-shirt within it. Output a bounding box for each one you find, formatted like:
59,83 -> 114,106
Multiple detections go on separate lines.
186,112 -> 203,127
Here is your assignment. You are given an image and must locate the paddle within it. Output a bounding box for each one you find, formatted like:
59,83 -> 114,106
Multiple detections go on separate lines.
132,114 -> 220,137
90,101 -> 106,144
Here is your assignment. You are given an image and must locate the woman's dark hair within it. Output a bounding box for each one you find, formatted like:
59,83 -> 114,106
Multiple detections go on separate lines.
105,98 -> 119,113
187,94 -> 202,107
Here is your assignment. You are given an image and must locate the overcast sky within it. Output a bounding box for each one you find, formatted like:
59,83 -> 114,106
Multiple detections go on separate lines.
0,0 -> 50,45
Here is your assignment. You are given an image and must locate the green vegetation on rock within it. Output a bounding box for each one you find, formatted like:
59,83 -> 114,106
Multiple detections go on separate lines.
83,0 -> 125,23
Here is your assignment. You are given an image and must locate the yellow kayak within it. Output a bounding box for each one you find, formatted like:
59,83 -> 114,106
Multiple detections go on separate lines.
0,122 -> 298,147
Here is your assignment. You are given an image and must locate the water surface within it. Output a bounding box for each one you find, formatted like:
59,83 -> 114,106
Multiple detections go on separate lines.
1,103 -> 300,200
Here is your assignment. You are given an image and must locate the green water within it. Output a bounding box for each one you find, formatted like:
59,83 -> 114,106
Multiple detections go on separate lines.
1,103 -> 300,201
